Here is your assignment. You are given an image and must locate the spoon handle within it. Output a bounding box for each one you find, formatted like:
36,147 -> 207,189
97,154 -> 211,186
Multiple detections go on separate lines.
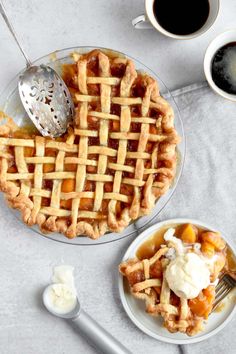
71,309 -> 132,354
0,1 -> 31,66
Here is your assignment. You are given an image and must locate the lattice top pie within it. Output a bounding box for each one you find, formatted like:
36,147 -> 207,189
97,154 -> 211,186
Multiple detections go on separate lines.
0,50 -> 180,239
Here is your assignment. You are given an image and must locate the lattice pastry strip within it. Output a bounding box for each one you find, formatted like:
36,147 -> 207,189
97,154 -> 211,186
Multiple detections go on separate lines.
108,60 -> 137,230
67,59 -> 89,237
94,52 -> 111,212
28,136 -> 45,224
44,134 -> 75,231
15,145 -> 31,197
67,105 -> 88,236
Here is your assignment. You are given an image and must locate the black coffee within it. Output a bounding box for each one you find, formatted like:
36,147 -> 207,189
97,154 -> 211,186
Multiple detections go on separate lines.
153,0 -> 210,35
211,42 -> 236,95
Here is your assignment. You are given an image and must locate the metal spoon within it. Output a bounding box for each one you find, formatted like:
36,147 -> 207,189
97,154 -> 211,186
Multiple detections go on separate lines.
0,1 -> 74,137
43,285 -> 132,354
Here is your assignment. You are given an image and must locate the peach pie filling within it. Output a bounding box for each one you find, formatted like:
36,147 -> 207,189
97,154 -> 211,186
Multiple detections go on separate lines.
0,50 -> 180,239
120,224 -> 236,336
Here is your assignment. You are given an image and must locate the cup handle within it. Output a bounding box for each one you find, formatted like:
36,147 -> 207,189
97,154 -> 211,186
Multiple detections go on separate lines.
132,14 -> 153,29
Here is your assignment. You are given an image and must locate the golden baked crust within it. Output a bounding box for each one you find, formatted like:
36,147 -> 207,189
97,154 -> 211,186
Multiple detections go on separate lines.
0,50 -> 180,239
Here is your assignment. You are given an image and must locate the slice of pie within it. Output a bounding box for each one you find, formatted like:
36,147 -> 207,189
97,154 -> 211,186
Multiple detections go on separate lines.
0,50 -> 180,239
120,224 -> 236,336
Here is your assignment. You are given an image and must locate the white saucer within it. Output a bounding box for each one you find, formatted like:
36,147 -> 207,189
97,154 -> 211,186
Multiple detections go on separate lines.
118,218 -> 236,344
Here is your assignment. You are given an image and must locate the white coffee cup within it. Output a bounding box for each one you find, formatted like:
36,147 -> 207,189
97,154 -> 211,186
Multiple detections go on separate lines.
204,29 -> 236,101
132,0 -> 220,39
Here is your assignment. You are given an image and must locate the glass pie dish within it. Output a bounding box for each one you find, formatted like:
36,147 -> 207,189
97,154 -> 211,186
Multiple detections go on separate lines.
0,46 -> 185,245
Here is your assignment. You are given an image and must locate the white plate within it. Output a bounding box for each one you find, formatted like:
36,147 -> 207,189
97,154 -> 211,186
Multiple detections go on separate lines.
118,218 -> 236,344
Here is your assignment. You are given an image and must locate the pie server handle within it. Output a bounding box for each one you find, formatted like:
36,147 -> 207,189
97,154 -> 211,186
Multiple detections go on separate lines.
70,308 -> 132,354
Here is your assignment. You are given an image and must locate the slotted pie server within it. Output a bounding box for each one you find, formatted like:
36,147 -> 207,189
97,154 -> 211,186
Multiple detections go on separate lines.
0,1 -> 74,137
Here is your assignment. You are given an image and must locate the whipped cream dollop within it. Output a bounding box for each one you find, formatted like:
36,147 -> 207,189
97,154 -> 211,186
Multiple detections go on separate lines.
164,228 -> 185,256
165,252 -> 211,299
44,265 -> 77,315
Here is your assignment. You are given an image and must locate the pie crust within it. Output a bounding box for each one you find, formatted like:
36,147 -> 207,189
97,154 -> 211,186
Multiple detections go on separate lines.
0,50 -> 180,239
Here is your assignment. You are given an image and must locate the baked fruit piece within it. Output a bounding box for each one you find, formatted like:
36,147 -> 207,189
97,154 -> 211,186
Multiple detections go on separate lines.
119,224 -> 236,336
0,50 -> 180,239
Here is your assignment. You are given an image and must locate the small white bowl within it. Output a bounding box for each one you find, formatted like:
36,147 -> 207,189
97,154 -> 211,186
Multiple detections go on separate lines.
118,218 -> 236,344
204,29 -> 236,101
